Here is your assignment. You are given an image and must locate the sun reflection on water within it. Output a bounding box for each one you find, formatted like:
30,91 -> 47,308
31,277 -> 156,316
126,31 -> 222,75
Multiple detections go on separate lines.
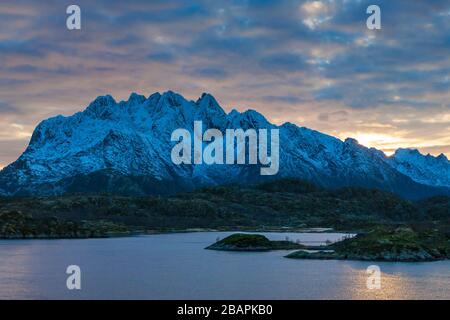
342,264 -> 449,300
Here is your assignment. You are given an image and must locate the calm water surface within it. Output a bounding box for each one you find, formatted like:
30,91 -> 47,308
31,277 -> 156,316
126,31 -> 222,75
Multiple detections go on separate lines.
0,232 -> 449,299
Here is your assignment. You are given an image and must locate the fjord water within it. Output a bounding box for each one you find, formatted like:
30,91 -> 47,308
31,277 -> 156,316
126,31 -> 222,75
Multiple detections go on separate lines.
0,232 -> 449,300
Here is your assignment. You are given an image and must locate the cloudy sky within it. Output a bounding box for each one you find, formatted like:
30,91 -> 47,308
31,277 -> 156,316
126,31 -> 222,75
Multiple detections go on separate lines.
0,0 -> 449,168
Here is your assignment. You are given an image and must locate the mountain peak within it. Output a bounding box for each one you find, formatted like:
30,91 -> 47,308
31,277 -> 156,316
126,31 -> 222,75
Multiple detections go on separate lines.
88,94 -> 116,107
85,95 -> 116,117
147,92 -> 161,101
196,92 -> 223,110
280,122 -> 296,128
345,137 -> 359,145
159,90 -> 186,106
227,108 -> 272,129
162,90 -> 180,97
127,92 -> 146,104
394,148 -> 421,156
242,109 -> 270,126
388,147 -> 450,189
199,92 -> 213,100
438,153 -> 449,162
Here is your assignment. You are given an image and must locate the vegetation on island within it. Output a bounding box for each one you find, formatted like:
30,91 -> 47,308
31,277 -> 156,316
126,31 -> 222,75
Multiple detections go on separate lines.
286,225 -> 450,262
206,233 -> 305,251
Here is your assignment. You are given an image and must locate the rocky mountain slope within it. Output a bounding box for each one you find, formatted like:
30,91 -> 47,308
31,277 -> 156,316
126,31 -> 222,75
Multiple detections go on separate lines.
388,148 -> 450,188
0,91 -> 448,200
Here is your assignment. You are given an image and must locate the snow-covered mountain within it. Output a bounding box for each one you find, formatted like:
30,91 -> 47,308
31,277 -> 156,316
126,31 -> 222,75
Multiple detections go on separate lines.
387,148 -> 450,188
0,91 -> 448,200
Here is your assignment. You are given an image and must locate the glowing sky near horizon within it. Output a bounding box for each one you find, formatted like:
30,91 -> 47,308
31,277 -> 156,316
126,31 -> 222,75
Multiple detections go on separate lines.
0,0 -> 449,168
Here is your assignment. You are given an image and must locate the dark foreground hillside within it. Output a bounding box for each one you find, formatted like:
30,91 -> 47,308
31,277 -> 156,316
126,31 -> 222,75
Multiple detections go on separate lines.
0,179 -> 449,238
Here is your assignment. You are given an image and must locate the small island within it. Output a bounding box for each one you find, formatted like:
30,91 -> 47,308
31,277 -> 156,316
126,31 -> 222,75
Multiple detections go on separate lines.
286,226 -> 450,262
206,233 -> 305,251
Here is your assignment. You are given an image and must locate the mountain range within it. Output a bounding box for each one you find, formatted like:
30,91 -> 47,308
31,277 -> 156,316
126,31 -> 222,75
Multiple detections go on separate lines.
0,91 -> 449,200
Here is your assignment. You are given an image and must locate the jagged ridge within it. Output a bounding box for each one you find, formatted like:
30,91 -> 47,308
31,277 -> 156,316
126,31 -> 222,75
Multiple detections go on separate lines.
0,91 -> 449,200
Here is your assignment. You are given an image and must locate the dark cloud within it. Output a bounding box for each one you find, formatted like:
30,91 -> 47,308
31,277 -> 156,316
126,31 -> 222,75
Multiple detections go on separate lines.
262,95 -> 305,104
0,0 -> 449,163
0,39 -> 47,58
147,52 -> 177,63
318,110 -> 348,122
0,78 -> 32,87
314,86 -> 344,101
184,66 -> 229,79
111,3 -> 206,25
0,101 -> 16,113
260,53 -> 308,72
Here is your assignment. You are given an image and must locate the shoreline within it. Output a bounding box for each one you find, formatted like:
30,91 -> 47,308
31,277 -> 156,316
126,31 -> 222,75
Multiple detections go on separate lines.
144,227 -> 350,234
2,227 -> 450,263
285,252 -> 449,262
0,226 -> 351,240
